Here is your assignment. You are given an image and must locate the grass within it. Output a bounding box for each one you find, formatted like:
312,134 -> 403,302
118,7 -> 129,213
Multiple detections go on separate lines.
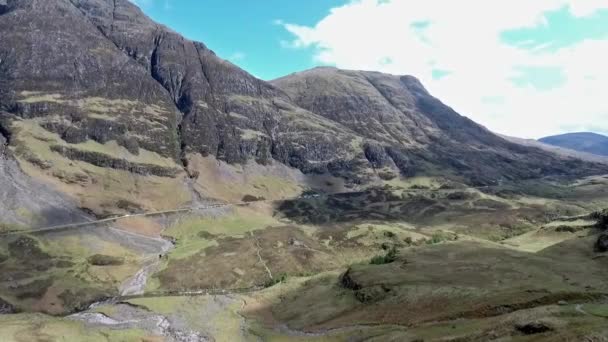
12,119 -> 178,168
264,235 -> 608,333
0,231 -> 141,314
17,92 -> 64,104
165,207 -> 280,240
369,246 -> 397,265
382,176 -> 443,190
257,272 -> 361,331
426,230 -> 459,244
187,154 -> 304,202
9,118 -> 191,215
127,296 -> 191,314
129,295 -> 252,340
0,222 -> 28,233
166,238 -> 219,260
0,314 -> 149,342
240,128 -> 268,140
584,304 -> 608,318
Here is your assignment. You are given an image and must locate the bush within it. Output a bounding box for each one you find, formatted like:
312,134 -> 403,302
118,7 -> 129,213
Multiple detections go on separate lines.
426,231 -> 458,245
87,254 -> 124,266
370,246 -> 397,265
263,273 -> 287,288
555,225 -> 579,233
591,209 -> 608,230
383,231 -> 396,238
242,194 -> 265,202
409,185 -> 428,190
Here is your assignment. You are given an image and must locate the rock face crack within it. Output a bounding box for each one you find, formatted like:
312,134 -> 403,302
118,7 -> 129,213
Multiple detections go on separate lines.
110,0 -> 117,35
193,42 -> 214,95
0,121 -> 10,146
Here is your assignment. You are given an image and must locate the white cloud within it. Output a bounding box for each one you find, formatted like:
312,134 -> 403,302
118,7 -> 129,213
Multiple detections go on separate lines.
130,0 -> 171,10
228,51 -> 246,62
278,0 -> 608,139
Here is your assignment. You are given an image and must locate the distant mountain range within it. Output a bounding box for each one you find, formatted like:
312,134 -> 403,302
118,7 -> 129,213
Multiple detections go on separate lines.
539,132 -> 608,157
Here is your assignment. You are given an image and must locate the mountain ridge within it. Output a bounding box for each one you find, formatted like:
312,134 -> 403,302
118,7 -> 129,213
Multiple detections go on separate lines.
0,0 -> 607,221
539,132 -> 608,157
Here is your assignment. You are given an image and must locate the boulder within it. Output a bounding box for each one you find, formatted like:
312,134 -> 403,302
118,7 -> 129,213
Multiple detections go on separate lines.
515,322 -> 552,335
0,297 -> 16,314
596,233 -> 608,252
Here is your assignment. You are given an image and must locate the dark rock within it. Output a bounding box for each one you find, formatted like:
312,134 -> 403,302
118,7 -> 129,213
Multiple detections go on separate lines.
363,142 -> 390,169
591,209 -> 608,229
340,268 -> 362,291
0,297 -> 16,314
0,132 -> 5,155
385,147 -> 415,176
596,233 -> 608,252
515,322 -> 553,335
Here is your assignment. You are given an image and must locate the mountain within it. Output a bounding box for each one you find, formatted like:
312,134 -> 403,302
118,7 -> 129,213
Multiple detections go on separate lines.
539,132 -> 608,157
502,134 -> 608,164
272,67 -> 607,182
0,0 -> 606,223
4,2 -> 608,339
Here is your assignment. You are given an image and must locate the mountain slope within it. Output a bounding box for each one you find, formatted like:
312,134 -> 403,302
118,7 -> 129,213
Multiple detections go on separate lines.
540,132 -> 608,157
0,0 -> 606,220
0,0 -> 362,217
272,67 -> 608,183
502,134 -> 608,164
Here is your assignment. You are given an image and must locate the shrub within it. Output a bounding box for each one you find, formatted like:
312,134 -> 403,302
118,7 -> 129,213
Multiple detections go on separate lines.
263,273 -> 288,288
383,231 -> 396,238
555,225 -> 579,233
87,254 -> 124,266
409,184 -> 428,190
426,231 -> 458,245
242,194 -> 265,202
370,246 -> 397,265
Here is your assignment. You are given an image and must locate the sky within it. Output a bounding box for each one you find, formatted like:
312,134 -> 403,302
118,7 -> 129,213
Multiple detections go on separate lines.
134,0 -> 608,139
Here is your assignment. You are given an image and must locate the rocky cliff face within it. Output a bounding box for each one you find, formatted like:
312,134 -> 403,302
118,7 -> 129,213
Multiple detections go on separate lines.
272,67 -> 606,183
0,0 -> 606,218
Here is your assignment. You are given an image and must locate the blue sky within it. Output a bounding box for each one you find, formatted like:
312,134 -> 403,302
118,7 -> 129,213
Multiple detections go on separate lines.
136,0 -> 608,139
136,0 -> 348,79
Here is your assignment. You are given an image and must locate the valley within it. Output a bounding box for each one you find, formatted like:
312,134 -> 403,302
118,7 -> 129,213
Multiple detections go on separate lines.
1,0 -> 607,340
2,174 -> 608,341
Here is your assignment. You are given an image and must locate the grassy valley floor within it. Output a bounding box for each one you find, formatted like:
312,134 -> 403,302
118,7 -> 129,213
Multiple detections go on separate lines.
1,175 -> 608,340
